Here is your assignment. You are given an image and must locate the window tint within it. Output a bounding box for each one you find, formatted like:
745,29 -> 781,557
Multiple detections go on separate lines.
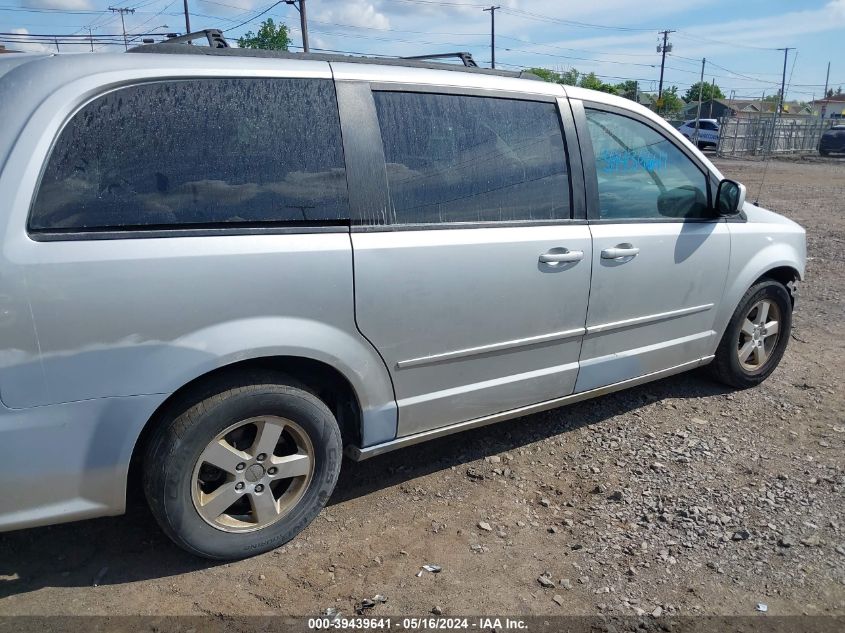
699,121 -> 718,131
30,78 -> 348,232
373,92 -> 570,224
585,109 -> 710,220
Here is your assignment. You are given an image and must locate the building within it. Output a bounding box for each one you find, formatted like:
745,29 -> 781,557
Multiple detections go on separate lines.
681,98 -> 813,120
809,94 -> 845,120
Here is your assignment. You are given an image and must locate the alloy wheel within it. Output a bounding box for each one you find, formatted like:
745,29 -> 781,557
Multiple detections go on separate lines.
191,416 -> 315,533
737,298 -> 781,372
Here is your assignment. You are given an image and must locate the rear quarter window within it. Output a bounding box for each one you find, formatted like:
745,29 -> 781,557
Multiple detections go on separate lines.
29,78 -> 349,233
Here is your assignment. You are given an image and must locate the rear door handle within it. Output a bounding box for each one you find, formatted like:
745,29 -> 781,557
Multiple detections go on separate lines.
601,245 -> 640,260
539,249 -> 584,264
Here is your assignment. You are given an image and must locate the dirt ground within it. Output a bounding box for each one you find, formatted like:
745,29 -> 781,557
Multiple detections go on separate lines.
0,157 -> 843,620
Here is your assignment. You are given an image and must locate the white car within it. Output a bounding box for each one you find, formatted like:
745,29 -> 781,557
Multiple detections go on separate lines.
679,119 -> 720,149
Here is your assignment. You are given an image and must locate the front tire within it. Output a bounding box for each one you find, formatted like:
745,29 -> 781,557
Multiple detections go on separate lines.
143,377 -> 342,560
709,280 -> 792,389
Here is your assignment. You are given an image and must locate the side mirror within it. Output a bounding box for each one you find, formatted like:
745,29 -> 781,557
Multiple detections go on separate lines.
715,179 -> 746,216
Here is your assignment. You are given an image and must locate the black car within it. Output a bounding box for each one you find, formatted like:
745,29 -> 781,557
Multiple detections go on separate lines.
819,124 -> 845,156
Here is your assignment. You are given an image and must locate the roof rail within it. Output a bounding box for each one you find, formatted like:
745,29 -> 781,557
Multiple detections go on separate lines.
128,43 -> 540,80
159,29 -> 229,48
400,52 -> 478,68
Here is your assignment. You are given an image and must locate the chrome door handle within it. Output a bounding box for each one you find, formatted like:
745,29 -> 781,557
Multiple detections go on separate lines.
601,245 -> 640,259
539,249 -> 584,264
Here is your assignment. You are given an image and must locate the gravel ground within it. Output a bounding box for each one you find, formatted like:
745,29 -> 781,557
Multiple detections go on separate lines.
0,158 -> 843,619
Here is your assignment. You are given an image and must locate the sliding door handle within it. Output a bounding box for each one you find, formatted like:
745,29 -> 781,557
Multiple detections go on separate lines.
601,245 -> 640,260
539,249 -> 584,264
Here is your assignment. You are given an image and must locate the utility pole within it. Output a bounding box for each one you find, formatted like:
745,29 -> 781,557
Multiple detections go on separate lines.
299,0 -> 309,52
766,47 -> 794,156
693,58 -> 705,145
54,36 -> 59,52
86,27 -> 94,52
109,6 -> 135,51
285,0 -> 309,53
776,47 -> 794,114
483,6 -> 500,69
820,60 -> 830,119
656,29 -> 675,114
182,0 -> 191,36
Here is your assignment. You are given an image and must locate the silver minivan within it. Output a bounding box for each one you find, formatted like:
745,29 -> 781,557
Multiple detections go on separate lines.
0,43 -> 805,559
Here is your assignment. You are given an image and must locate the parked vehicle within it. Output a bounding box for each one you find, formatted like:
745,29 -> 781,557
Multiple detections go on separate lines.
678,118 -> 720,149
819,124 -> 845,155
0,44 -> 805,560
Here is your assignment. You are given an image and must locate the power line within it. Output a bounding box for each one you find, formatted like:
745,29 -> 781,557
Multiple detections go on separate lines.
0,5 -> 107,14
0,31 -> 174,37
498,6 -> 656,32
673,30 -> 781,52
382,0 -> 659,31
382,0 -> 491,8
222,1 -> 282,32
3,1 -> 825,95
249,10 -> 666,58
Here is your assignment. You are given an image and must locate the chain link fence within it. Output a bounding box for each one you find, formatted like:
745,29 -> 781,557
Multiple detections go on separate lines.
716,115 -> 836,157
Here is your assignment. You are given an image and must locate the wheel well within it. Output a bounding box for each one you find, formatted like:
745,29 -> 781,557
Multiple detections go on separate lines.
127,356 -> 362,502
756,266 -> 800,305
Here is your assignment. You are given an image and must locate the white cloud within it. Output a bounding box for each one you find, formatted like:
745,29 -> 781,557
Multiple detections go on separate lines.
829,0 -> 845,18
22,0 -> 94,9
6,28 -> 50,52
316,1 -> 390,30
502,0 -> 709,23
676,0 -> 845,48
198,0 -> 260,13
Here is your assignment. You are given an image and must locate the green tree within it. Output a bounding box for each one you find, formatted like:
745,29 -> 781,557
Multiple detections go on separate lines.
614,80 -> 639,101
529,67 -> 564,83
658,86 -> 684,116
237,18 -> 290,50
579,72 -> 617,94
560,68 -> 581,86
529,67 -> 616,94
528,67 -> 580,86
683,81 -> 725,102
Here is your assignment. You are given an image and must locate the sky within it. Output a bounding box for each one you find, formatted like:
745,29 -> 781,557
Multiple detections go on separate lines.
2,0 -> 844,102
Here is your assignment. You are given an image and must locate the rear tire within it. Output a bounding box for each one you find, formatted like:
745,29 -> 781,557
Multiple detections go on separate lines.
143,376 -> 342,560
708,280 -> 792,389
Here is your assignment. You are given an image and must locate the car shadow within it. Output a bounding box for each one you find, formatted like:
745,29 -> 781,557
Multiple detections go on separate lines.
0,371 -> 731,599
